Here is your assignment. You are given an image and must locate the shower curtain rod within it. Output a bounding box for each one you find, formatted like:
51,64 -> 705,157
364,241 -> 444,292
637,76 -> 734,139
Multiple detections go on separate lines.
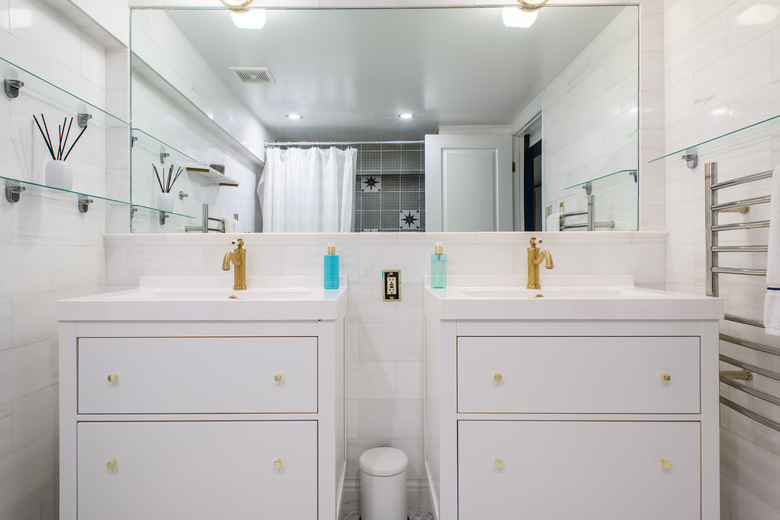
264,140 -> 425,147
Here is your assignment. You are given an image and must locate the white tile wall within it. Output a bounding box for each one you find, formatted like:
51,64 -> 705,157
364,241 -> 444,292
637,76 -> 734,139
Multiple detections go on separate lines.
104,230 -> 667,513
543,7 -> 640,230
664,0 -> 780,518
0,0 -> 112,517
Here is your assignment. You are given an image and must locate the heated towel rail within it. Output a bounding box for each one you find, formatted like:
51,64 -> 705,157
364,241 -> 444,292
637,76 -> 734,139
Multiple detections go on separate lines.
184,203 -> 226,233
706,162 -> 780,431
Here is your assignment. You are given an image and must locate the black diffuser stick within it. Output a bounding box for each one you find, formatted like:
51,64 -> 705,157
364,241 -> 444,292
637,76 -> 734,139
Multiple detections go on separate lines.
152,164 -> 165,193
62,126 -> 86,161
33,115 -> 55,160
166,165 -> 173,193
170,167 -> 183,190
40,114 -> 56,159
61,118 -> 73,161
56,124 -> 62,159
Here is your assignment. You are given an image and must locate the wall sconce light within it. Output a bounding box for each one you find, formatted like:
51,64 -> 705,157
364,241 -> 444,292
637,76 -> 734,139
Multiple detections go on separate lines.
220,0 -> 254,9
503,0 -> 548,28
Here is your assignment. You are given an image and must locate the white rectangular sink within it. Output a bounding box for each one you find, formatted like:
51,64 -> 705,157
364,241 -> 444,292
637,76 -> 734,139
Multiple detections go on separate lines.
59,276 -> 346,321
455,287 -> 674,300
104,287 -> 321,301
425,276 -> 722,321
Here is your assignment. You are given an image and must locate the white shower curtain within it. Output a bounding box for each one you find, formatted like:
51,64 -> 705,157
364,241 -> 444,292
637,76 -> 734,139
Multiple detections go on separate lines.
258,146 -> 356,232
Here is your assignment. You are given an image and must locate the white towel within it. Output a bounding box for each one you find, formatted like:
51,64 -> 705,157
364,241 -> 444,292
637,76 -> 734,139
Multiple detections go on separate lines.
221,216 -> 241,234
765,165 -> 780,334
546,212 -> 561,231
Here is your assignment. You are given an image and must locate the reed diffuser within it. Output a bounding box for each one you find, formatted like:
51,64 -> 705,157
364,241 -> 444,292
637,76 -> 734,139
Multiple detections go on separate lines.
153,163 -> 183,212
34,114 -> 87,190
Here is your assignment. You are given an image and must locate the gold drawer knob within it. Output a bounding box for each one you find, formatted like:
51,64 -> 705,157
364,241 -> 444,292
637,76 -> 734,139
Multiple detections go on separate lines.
273,458 -> 282,469
106,459 -> 118,470
107,374 -> 118,383
493,373 -> 503,382
660,373 -> 671,382
494,457 -> 503,468
660,459 -> 671,470
274,373 -> 283,382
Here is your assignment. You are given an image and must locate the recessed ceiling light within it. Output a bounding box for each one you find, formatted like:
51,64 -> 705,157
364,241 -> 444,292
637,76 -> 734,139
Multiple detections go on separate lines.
398,113 -> 415,119
229,9 -> 267,30
502,7 -> 539,28
286,113 -> 303,120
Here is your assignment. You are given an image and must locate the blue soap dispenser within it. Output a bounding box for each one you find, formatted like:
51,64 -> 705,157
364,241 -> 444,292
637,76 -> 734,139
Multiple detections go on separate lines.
324,243 -> 339,289
431,242 -> 447,289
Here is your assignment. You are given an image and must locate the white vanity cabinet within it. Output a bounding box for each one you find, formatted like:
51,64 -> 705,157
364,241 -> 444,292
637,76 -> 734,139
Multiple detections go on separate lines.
423,286 -> 722,520
58,282 -> 347,520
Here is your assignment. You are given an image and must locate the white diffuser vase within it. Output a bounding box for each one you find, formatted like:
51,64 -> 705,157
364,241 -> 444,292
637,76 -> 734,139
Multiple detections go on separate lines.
45,160 -> 73,191
156,192 -> 175,213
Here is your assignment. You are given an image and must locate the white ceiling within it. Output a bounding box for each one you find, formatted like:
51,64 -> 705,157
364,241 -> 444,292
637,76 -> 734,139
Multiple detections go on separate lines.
165,6 -> 626,142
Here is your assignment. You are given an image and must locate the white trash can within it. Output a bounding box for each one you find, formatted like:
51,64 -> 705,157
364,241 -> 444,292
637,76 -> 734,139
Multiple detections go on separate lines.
359,447 -> 408,520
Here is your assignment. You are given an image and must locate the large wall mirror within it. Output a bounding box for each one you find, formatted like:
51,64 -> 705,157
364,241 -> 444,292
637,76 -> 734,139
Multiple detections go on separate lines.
129,5 -> 638,233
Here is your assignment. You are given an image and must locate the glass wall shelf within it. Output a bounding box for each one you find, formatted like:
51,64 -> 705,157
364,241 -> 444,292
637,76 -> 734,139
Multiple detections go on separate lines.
131,54 -> 265,168
649,114 -> 780,163
0,55 -> 129,129
564,169 -> 638,191
2,175 -> 196,221
132,127 -> 198,164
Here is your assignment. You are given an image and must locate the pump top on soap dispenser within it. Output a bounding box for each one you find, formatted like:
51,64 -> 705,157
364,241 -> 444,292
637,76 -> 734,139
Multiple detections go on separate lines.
431,242 -> 447,289
324,243 -> 339,289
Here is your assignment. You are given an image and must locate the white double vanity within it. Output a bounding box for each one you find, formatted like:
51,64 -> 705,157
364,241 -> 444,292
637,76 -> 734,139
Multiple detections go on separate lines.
57,273 -> 722,520
423,276 -> 723,520
57,276 -> 347,520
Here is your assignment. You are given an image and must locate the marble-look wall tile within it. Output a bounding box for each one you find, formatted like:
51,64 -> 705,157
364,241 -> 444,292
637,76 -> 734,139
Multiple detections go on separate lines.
0,433 -> 52,515
0,403 -> 11,459
11,385 -> 57,452
0,341 -> 53,415
665,1 -> 780,518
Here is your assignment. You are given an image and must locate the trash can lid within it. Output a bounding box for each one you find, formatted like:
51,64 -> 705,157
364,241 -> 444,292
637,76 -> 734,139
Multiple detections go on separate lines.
359,447 -> 408,476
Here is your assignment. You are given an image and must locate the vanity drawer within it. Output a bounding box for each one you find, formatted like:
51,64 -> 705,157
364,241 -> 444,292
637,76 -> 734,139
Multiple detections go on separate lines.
78,337 -> 317,414
457,336 -> 700,414
458,420 -> 701,519
78,420 -> 317,520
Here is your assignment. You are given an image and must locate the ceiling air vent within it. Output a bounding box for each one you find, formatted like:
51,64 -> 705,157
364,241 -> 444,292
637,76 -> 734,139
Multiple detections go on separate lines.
230,67 -> 275,84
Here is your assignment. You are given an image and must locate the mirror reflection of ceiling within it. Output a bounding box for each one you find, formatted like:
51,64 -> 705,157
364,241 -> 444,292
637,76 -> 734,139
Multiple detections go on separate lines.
165,7 -> 623,142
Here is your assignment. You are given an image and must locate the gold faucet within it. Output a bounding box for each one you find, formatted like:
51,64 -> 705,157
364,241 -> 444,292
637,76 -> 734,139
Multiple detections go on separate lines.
222,237 -> 247,290
527,237 -> 554,289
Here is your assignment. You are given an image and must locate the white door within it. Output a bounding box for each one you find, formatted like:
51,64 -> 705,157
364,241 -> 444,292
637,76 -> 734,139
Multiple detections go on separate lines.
78,421 -> 318,520
425,134 -> 512,231
458,421 -> 700,520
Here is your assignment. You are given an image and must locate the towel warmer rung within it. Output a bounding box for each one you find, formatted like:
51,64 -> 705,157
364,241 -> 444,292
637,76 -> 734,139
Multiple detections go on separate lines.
711,245 -> 768,253
720,333 -> 779,355
720,397 -> 780,433
712,220 -> 770,232
711,170 -> 773,190
720,354 -> 780,382
711,266 -> 766,276
712,195 -> 770,212
723,313 -> 765,328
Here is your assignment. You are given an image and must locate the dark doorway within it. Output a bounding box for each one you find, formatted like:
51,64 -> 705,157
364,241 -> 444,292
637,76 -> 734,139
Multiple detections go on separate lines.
523,134 -> 542,231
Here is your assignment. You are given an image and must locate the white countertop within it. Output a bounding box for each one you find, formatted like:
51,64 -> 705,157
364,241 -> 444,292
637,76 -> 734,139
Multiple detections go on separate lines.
58,276 -> 347,322
424,275 -> 724,321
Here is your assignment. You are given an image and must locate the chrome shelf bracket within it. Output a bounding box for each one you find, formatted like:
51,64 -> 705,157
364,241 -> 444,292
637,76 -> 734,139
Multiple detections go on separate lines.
78,195 -> 93,213
5,182 -> 25,203
159,211 -> 169,225
682,148 -> 698,169
77,113 -> 92,128
3,79 -> 23,99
